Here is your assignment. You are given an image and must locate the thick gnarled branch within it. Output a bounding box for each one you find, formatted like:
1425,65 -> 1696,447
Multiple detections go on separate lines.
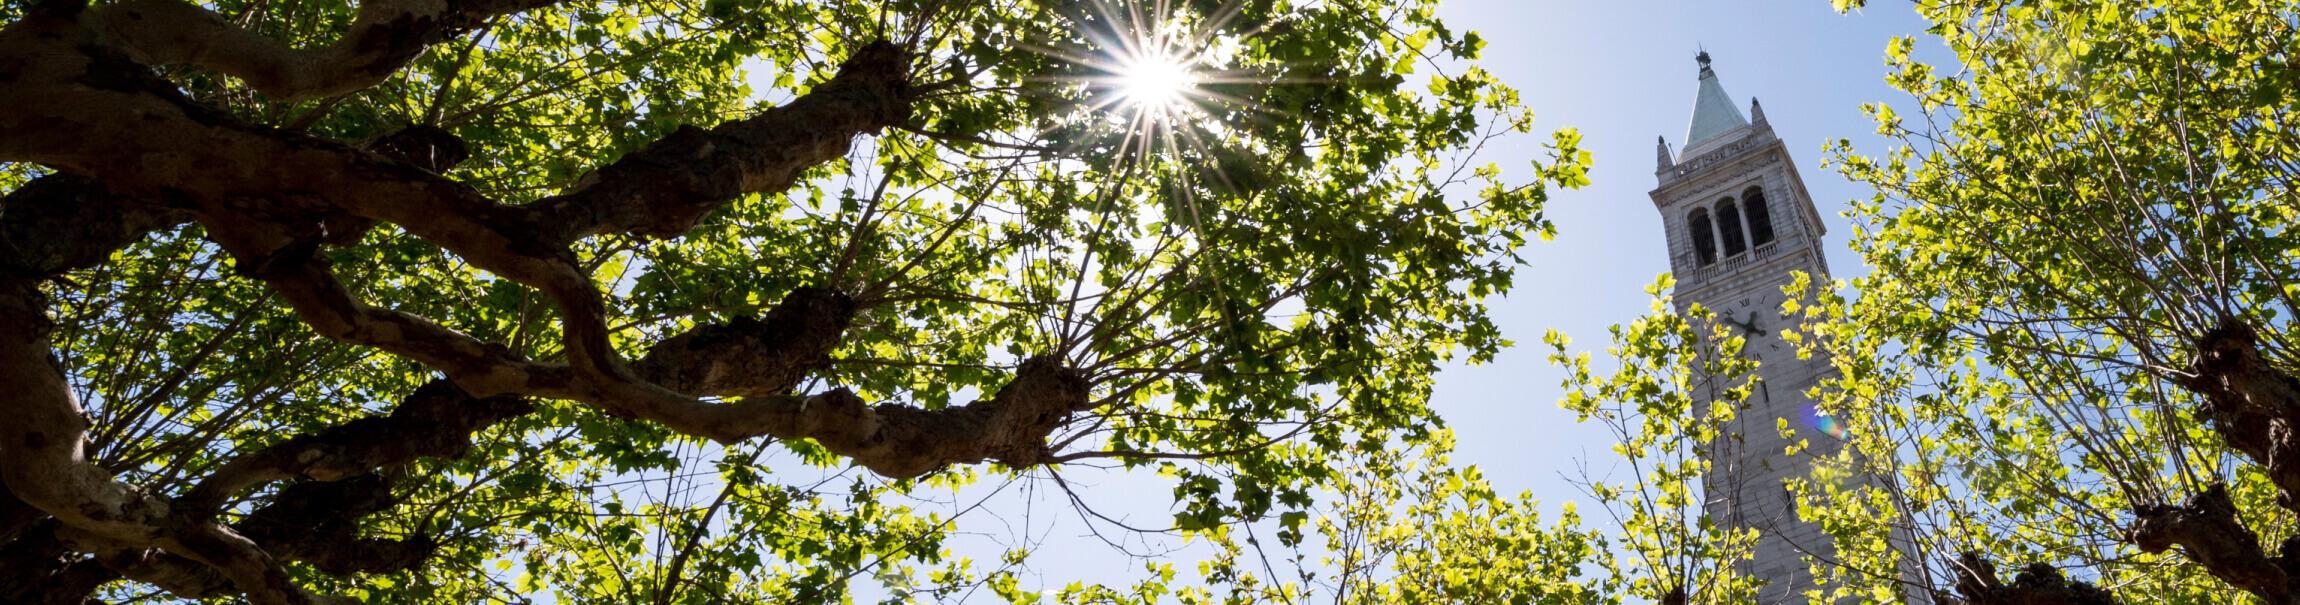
182,380 -> 531,515
643,355 -> 1093,478
2114,318 -> 2300,603
235,475 -> 437,576
0,8 -> 1033,602
1949,551 -> 2120,605
632,286 -> 858,398
529,40 -> 914,242
89,0 -> 560,102
2129,484 -> 2298,602
0,278 -> 325,605
0,174 -> 188,277
2180,319 -> 2300,513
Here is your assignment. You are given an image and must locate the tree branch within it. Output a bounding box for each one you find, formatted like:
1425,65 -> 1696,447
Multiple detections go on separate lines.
2129,484 -> 2297,602
0,174 -> 189,278
529,39 -> 914,242
0,278 -> 325,605
1949,551 -> 2121,605
0,522 -> 124,604
88,0 -> 562,102
2179,318 -> 2300,513
181,380 -> 531,516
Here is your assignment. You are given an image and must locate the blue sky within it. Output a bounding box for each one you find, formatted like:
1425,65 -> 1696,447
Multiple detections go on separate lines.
1429,0 -> 1941,513
916,1 -> 1960,595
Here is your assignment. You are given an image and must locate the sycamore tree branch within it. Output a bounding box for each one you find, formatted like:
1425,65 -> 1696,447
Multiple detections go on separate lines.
2113,318 -> 2300,603
0,9 -> 1098,602
5,263 -> 518,602
630,286 -> 857,398
194,210 -> 1092,483
244,249 -> 1095,479
2130,484 -> 2297,602
229,228 -> 1098,479
0,174 -> 189,278
0,17 -> 924,440
4,379 -> 524,602
2178,319 -> 2300,513
529,40 -> 914,242
0,277 -> 327,605
0,282 -> 173,556
180,381 -> 532,516
635,355 -> 1094,478
1948,552 -> 2121,605
233,475 -> 436,576
87,0 -> 564,102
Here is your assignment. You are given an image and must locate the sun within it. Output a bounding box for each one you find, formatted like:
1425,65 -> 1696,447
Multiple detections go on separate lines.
1054,2 -> 1233,126
1044,0 -> 1258,155
1116,52 -> 1199,111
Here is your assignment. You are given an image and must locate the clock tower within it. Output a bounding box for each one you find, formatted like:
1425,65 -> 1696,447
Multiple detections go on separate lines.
1651,51 -> 1842,602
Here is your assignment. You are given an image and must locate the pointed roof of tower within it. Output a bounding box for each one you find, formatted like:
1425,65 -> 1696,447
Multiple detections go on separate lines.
1680,51 -> 1750,158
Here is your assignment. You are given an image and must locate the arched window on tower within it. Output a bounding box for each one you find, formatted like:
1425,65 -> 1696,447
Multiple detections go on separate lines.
1743,186 -> 1775,246
1716,199 -> 1748,257
1688,209 -> 1718,266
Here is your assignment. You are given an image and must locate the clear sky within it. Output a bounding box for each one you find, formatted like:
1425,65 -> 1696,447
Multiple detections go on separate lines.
1429,0 -> 1945,515
927,1 -> 1959,596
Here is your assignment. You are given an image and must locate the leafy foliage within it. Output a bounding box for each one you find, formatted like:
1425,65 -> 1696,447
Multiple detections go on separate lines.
0,0 -> 1584,601
1550,277 -> 1762,605
1799,0 -> 2300,602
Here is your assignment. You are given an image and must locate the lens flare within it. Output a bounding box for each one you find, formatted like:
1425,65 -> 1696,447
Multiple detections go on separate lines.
1804,403 -> 1848,440
1117,52 -> 1199,111
1045,0 -> 1262,143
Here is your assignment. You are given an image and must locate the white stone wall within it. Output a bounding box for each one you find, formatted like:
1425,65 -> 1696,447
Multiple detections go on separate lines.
1652,126 -> 1849,604
1684,248 -> 1842,604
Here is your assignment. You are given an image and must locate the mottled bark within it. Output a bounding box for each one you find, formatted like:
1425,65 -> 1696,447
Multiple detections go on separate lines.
0,0 -> 1102,601
89,0 -> 558,102
0,278 -> 175,564
632,286 -> 857,398
181,381 -> 531,514
235,475 -> 436,576
2180,320 -> 2300,513
2118,318 -> 2300,604
0,277 -> 327,605
2130,485 -> 2300,602
772,355 -> 1092,477
530,41 -> 912,242
0,522 -> 122,604
0,174 -> 188,277
1950,552 -> 2120,605
0,378 -> 527,602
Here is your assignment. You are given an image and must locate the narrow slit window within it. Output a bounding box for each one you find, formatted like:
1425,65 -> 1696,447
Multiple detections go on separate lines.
1717,199 -> 1748,257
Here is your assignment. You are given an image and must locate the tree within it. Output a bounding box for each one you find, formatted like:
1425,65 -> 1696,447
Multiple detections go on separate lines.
1547,277 -> 1763,605
1195,278 -> 1768,605
1800,0 -> 2300,602
0,0 -> 1587,602
1311,430 -> 1602,605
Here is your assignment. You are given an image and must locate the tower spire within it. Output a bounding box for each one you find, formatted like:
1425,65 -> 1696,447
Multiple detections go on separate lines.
1680,50 -> 1750,158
